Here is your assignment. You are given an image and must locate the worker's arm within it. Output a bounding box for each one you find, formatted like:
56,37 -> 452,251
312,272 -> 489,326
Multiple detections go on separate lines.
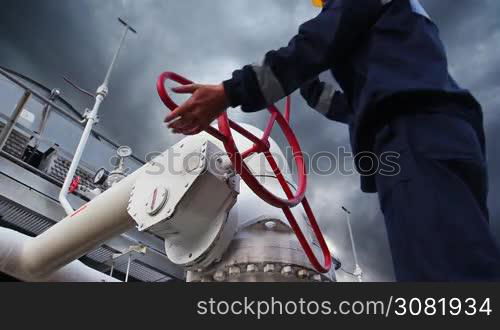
223,0 -> 386,112
300,78 -> 352,124
166,0 -> 385,134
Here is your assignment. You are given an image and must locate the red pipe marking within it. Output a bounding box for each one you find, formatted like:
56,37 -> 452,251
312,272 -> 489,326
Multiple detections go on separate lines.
70,204 -> 88,218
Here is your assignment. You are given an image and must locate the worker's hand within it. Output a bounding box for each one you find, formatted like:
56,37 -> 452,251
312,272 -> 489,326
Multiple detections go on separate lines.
164,84 -> 229,135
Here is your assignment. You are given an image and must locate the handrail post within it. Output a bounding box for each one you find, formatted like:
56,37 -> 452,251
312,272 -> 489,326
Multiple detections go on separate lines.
0,91 -> 32,151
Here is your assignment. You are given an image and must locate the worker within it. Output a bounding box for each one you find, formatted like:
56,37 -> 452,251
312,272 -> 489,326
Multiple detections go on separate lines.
165,0 -> 500,281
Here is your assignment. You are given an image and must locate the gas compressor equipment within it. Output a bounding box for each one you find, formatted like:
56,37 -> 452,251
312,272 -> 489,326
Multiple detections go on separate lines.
156,71 -> 332,274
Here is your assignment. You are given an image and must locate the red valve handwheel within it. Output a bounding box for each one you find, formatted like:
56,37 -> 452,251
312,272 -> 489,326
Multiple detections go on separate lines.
69,176 -> 81,194
157,72 -> 332,273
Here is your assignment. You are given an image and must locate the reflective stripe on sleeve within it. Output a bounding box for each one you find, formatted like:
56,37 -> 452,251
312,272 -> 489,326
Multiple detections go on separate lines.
251,62 -> 286,105
315,83 -> 335,116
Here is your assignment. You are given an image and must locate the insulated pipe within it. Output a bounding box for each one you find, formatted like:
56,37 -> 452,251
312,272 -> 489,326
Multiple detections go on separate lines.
23,171 -> 140,279
0,227 -> 119,282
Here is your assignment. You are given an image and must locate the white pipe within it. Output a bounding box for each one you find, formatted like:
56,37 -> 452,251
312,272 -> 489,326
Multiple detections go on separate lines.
3,150 -> 144,281
25,171 -> 139,279
0,227 -> 119,282
59,23 -> 131,215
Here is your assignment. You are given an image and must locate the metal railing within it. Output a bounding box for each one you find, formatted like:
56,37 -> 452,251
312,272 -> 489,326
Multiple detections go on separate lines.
0,66 -> 145,167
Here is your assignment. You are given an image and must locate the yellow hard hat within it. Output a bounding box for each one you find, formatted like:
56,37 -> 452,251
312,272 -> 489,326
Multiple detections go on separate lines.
311,0 -> 324,8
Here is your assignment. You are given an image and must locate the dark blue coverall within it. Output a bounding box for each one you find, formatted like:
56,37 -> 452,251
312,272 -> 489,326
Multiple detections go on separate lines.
222,0 -> 500,281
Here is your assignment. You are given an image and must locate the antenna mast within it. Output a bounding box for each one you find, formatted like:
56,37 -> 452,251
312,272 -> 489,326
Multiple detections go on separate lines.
342,206 -> 363,282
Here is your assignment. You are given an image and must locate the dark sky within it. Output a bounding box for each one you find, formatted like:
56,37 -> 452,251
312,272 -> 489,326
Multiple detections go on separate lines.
1,0 -> 499,281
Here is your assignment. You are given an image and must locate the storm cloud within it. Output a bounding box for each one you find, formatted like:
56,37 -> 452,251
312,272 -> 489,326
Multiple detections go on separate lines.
1,0 -> 499,282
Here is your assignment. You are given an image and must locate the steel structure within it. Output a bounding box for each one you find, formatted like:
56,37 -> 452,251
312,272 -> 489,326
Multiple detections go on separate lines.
0,52 -> 346,282
0,67 -> 183,282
